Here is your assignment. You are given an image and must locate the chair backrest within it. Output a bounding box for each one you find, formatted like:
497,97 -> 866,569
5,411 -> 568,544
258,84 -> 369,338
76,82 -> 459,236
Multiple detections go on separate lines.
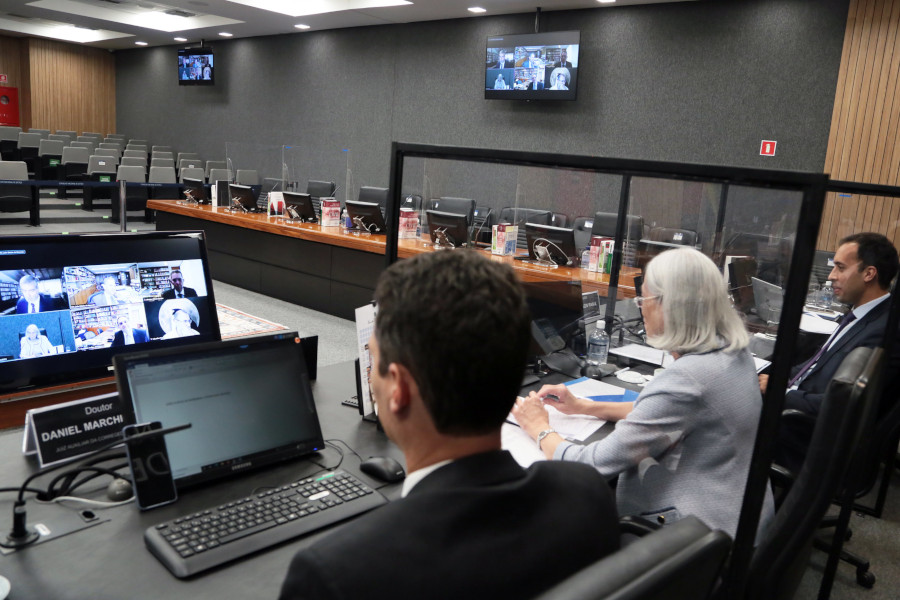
49,134 -> 72,144
177,152 -> 200,163
358,186 -> 389,208
179,158 -> 203,172
62,146 -> 90,165
428,197 -> 476,226
152,145 -> 172,153
0,161 -> 28,180
126,144 -> 148,153
106,133 -> 126,139
151,157 -> 175,169
552,212 -> 568,227
128,139 -> 147,145
17,132 -> 41,149
746,346 -> 882,600
534,516 -> 731,600
94,148 -> 120,161
88,155 -> 117,174
208,168 -> 232,184
28,129 -> 50,139
99,142 -> 121,150
205,160 -> 227,178
235,169 -> 259,185
307,179 -> 336,199
148,166 -> 177,184
123,149 -> 147,159
0,126 -> 22,141
117,164 -> 146,181
498,206 -> 552,227
179,167 -> 205,183
121,156 -> 147,168
153,151 -> 174,160
648,226 -> 699,247
55,130 -> 77,138
72,141 -> 95,151
82,132 -> 103,139
400,194 -> 422,211
38,139 -> 64,156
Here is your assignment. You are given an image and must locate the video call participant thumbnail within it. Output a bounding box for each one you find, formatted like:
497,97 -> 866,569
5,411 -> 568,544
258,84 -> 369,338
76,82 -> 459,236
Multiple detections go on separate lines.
279,250 -> 618,600
16,275 -> 59,314
161,271 -> 197,299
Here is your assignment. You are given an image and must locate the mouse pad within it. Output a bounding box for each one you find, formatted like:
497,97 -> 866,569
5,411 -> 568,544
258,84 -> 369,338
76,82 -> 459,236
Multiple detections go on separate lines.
0,502 -> 109,555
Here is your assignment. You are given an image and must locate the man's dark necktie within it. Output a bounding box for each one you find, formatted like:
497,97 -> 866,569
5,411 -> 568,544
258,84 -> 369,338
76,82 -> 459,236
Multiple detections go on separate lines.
788,310 -> 857,387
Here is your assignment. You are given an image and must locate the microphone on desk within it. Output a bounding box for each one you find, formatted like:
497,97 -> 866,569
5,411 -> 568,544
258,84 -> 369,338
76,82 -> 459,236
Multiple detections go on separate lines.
0,423 -> 191,550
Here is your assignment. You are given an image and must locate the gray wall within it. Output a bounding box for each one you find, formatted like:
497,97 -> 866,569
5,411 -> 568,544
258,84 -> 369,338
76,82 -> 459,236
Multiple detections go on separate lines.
116,0 -> 848,198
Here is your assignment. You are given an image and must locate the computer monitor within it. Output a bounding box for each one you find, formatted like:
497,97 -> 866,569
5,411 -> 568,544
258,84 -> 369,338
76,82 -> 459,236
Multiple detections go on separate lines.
426,209 -> 470,248
283,191 -> 317,223
229,184 -> 261,212
114,333 -> 323,490
358,186 -> 389,208
182,177 -> 208,203
0,231 -> 220,393
751,276 -> 783,324
525,223 -> 579,267
345,200 -> 387,233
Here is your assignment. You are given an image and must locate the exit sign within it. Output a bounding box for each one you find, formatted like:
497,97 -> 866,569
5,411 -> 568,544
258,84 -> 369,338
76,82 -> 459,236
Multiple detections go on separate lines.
760,140 -> 777,156
0,75 -> 7,83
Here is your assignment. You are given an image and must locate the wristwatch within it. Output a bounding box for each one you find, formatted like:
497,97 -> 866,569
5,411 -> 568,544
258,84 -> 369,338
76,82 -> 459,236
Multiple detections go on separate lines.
536,428 -> 557,451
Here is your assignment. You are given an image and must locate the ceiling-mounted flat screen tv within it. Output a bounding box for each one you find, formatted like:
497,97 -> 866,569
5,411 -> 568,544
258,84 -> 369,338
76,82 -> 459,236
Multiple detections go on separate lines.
178,47 -> 214,85
485,30 -> 580,101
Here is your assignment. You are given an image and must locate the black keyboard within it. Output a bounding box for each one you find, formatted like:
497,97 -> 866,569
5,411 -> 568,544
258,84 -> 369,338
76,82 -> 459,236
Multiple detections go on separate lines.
145,470 -> 387,578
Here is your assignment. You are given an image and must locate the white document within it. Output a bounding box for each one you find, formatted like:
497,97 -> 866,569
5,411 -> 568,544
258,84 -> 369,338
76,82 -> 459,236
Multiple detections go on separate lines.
609,343 -> 670,366
354,303 -> 377,415
800,313 -> 839,335
502,422 -> 546,467
506,403 -> 605,443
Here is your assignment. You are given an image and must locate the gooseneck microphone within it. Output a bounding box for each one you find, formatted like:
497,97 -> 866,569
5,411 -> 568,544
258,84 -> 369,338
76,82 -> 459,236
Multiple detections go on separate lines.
0,423 -> 191,550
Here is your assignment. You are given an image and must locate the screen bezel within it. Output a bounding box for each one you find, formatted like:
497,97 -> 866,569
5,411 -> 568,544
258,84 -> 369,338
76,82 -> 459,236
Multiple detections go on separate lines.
526,223 -> 579,266
177,47 -> 215,86
345,199 -> 387,233
485,30 -> 580,101
0,231 -> 221,393
426,209 -> 470,248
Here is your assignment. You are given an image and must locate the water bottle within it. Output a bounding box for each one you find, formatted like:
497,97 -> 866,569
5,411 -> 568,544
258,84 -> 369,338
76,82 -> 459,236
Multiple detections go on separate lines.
587,319 -> 610,365
342,209 -> 352,229
580,248 -> 590,269
819,281 -> 834,310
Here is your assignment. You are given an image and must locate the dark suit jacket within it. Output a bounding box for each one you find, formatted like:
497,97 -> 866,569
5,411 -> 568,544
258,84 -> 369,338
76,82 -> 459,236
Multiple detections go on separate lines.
161,287 -> 198,299
16,295 -> 57,314
778,297 -> 900,472
279,450 -> 618,600
554,60 -> 573,69
111,328 -> 150,347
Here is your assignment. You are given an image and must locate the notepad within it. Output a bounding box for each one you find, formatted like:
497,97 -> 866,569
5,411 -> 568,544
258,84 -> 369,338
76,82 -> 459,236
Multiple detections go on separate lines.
564,377 -> 641,403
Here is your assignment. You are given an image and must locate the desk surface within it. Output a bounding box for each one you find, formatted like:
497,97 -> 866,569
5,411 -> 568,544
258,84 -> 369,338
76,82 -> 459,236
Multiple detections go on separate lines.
0,361 -> 403,600
149,200 -> 639,299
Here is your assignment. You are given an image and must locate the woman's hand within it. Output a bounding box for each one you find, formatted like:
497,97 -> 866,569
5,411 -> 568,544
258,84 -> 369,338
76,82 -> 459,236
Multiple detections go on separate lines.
512,395 -> 551,439
533,384 -> 590,415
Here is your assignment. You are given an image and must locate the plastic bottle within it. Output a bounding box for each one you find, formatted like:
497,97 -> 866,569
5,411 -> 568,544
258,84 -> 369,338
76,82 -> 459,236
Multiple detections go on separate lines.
820,281 -> 834,310
342,209 -> 352,229
587,319 -> 610,365
580,248 -> 590,269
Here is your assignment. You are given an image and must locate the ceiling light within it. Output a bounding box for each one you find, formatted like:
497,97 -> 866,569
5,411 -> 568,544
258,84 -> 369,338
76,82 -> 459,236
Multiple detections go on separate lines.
135,41 -> 148,45
294,23 -> 310,30
0,16 -> 131,43
597,0 -> 616,4
28,0 -> 241,32
219,31 -> 233,37
468,7 -> 486,13
227,0 -> 411,18
174,37 -> 188,41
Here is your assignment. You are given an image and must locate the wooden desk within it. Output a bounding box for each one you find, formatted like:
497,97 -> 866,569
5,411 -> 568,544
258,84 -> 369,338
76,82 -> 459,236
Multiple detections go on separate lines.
148,202 -> 639,317
397,237 -> 639,299
148,200 -> 387,320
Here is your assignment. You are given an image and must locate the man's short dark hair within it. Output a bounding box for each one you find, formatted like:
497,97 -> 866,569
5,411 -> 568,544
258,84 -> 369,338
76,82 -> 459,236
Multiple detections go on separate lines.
840,232 -> 899,289
373,250 -> 531,436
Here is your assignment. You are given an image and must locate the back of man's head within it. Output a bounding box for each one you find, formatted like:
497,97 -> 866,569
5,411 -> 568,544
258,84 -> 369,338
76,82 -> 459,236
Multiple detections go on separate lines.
373,250 -> 530,436
840,232 -> 899,289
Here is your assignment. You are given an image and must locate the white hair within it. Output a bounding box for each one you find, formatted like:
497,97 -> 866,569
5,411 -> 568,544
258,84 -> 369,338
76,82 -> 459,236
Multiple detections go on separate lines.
643,247 -> 748,355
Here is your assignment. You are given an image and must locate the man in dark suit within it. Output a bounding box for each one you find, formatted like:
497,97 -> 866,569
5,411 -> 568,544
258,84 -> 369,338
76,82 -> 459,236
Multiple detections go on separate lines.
761,232 -> 900,472
279,250 -> 619,600
554,48 -> 573,69
161,271 -> 197,299
15,275 -> 57,314
110,314 -> 150,347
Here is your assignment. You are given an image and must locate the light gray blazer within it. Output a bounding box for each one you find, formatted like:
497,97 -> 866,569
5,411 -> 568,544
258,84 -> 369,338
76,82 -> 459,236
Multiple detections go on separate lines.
555,347 -> 774,538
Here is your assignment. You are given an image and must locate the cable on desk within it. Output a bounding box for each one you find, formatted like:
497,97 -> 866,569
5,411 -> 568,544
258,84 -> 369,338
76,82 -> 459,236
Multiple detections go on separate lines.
35,496 -> 134,509
46,464 -> 129,501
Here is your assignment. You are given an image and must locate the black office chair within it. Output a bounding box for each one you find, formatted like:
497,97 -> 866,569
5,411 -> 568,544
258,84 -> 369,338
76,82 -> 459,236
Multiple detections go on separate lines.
307,180 -> 337,215
647,226 -> 699,247
0,161 -> 40,226
574,212 -> 644,266
498,207 -> 552,249
427,197 -> 475,226
399,193 -> 422,211
534,516 -> 731,600
111,164 -> 151,224
358,186 -> 389,208
742,346 -> 882,600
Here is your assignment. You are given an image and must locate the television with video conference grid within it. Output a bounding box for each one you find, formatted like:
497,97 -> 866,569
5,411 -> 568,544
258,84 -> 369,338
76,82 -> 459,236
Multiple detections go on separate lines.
0,231 -> 220,393
178,47 -> 214,85
485,31 -> 580,101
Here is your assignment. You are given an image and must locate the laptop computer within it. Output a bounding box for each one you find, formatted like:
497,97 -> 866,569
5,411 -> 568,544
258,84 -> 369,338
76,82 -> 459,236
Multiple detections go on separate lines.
751,276 -> 783,325
114,332 -> 324,490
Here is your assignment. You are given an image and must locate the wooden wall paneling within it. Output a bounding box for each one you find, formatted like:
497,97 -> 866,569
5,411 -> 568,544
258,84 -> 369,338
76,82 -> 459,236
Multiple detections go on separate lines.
0,36 -> 24,88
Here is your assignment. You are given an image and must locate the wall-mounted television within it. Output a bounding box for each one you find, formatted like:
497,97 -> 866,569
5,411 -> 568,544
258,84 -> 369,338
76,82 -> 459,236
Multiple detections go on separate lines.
178,47 -> 214,85
485,31 -> 580,101
0,231 -> 221,393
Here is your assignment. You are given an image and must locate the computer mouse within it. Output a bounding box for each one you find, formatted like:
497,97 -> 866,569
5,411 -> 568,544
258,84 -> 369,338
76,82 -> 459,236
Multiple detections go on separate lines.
107,478 -> 134,502
359,456 -> 405,483
580,363 -> 616,380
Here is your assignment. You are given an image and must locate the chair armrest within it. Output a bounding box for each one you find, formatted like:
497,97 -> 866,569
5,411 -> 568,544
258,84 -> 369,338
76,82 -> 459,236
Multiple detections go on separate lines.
619,515 -> 662,537
781,408 -> 815,425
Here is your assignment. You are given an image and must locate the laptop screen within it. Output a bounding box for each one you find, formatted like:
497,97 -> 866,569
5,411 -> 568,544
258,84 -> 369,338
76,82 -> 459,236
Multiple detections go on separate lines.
114,333 -> 324,489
